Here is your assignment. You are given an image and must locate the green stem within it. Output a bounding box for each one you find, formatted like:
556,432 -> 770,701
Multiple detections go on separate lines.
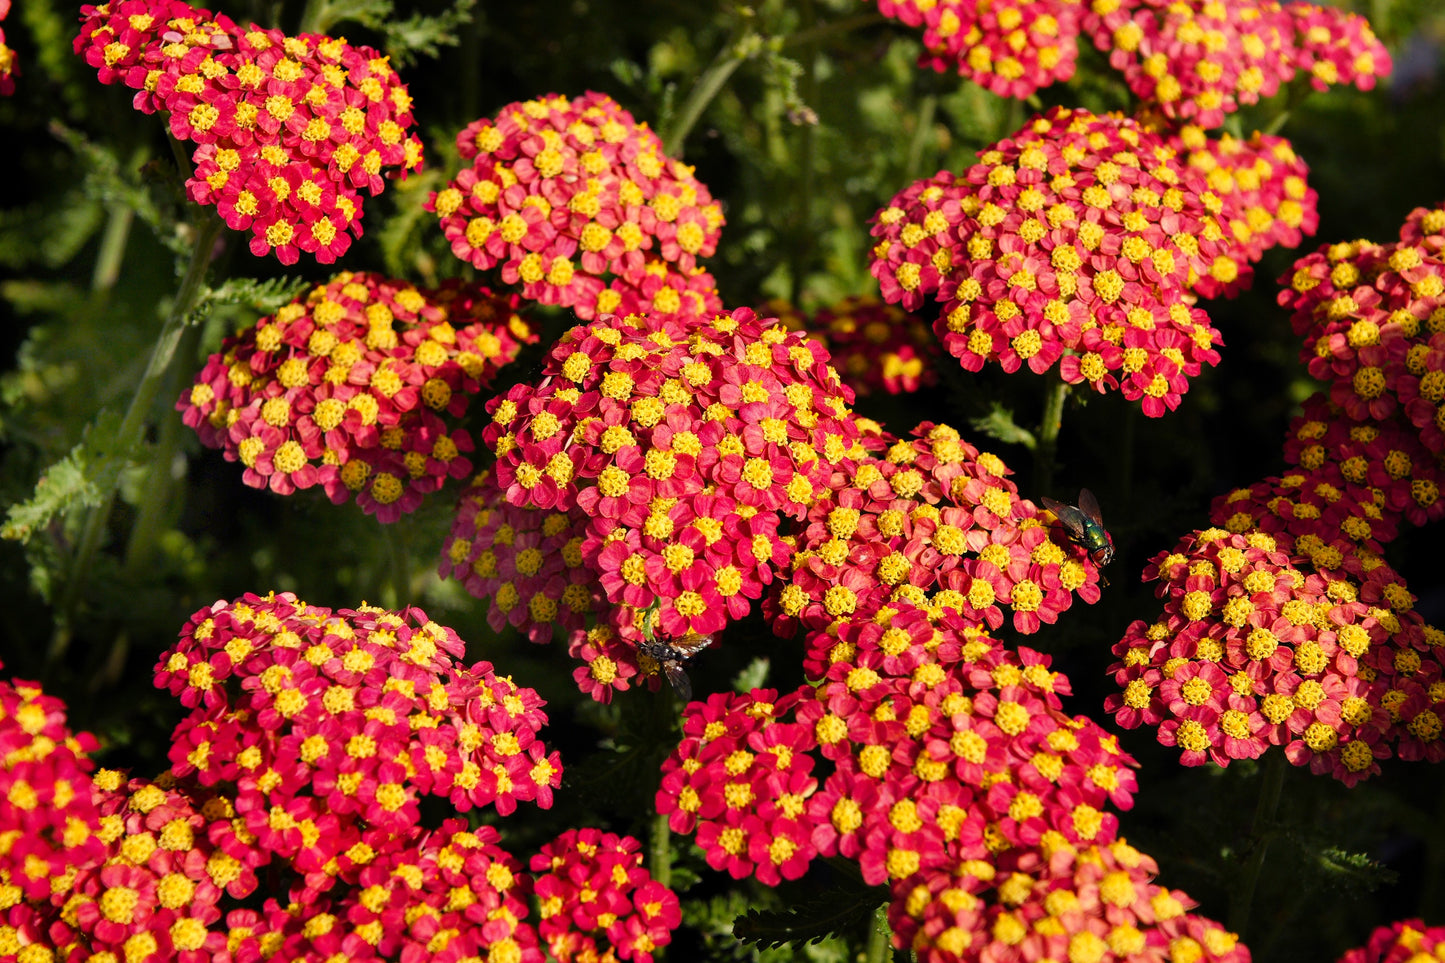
1227,751 -> 1287,937
382,519 -> 412,609
122,320 -> 203,577
662,35 -> 754,157
297,0 -> 333,35
864,903 -> 892,963
903,94 -> 937,184
1034,379 -> 1070,494
781,12 -> 885,50
49,215 -> 223,663
91,204 -> 134,292
649,806 -> 672,889
789,0 -> 819,309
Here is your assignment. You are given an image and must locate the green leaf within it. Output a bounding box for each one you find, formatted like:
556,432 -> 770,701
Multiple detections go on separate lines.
732,657 -> 771,693
732,884 -> 886,949
381,0 -> 478,67
971,402 -> 1037,450
196,277 -> 312,321
1,428 -> 117,545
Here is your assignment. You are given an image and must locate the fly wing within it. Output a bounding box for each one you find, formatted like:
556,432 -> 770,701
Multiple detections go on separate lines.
1041,496 -> 1089,540
1078,488 -> 1105,527
664,663 -> 693,703
671,633 -> 715,661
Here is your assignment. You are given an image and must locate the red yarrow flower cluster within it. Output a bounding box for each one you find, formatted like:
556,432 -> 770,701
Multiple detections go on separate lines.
1106,523 -> 1444,785
1172,125 -> 1319,297
1281,393 -> 1443,528
155,593 -> 563,841
441,467 -> 598,645
1286,1 -> 1392,94
180,272 -> 534,522
8,771 -> 552,963
656,624 -> 1132,887
530,828 -> 682,963
771,295 -> 941,396
1339,919 -> 1445,963
480,307 -> 860,641
654,610 -> 1250,963
0,671 -> 104,902
891,837 -> 1248,963
1279,219 -> 1445,495
428,91 -> 724,318
75,0 -> 423,263
768,421 -> 1107,652
1081,0 -> 1389,130
871,108 -> 1228,417
906,0 -> 1086,100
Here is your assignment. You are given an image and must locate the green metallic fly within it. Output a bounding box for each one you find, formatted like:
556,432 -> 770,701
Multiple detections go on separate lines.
1041,488 -> 1115,569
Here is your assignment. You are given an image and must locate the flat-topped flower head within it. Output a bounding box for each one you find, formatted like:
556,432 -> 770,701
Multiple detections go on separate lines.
0,672 -> 105,901
76,0 -> 423,263
179,272 -> 533,521
429,91 -> 724,313
1173,125 -> 1319,296
869,171 -> 972,311
1287,2 -> 1391,93
481,307 -> 859,638
530,828 -> 682,962
1339,919 -> 1445,963
1107,519 -> 1445,784
441,467 -> 596,644
768,421 -> 1108,647
156,592 -> 562,841
871,108 -> 1228,417
1280,227 -> 1445,471
918,0 -> 1086,99
1081,0 -> 1297,129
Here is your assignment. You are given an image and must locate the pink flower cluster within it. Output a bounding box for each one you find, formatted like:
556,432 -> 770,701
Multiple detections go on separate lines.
156,592 -> 563,823
1173,126 -> 1319,295
873,0 -> 1390,126
1339,919 -> 1445,963
870,108 -> 1228,416
656,607 -> 1246,963
1107,524 -> 1442,785
895,0 -> 1085,100
179,272 -> 534,521
771,295 -> 940,396
477,307 -> 860,641
0,599 -> 687,963
1108,203 -> 1445,785
1279,210 -> 1445,518
428,91 -> 725,320
0,671 -> 104,901
75,0 -> 423,263
767,421 -> 1108,664
530,828 -> 681,962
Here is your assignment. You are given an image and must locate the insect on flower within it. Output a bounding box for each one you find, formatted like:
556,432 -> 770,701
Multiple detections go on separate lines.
1041,488 -> 1116,570
637,632 -> 714,703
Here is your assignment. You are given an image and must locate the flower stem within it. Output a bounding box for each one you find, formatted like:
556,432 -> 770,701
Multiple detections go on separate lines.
649,806 -> 672,889
782,11 -> 886,50
1227,750 -> 1287,937
49,214 -> 223,663
1034,378 -> 1070,494
382,519 -> 412,610
864,902 -> 891,963
662,33 -> 755,158
903,94 -> 937,184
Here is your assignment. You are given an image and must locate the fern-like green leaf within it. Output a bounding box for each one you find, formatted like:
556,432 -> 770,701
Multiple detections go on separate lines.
971,402 -> 1037,449
732,886 -> 885,949
197,277 -> 312,321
